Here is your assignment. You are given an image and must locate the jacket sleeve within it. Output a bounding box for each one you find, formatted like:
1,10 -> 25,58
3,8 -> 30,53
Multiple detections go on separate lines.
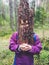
9,32 -> 20,53
28,35 -> 42,54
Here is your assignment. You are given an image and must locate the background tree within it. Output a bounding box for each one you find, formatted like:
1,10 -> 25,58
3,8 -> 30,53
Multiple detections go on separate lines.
0,0 -> 2,25
35,7 -> 47,40
14,0 -> 18,30
9,0 -> 14,31
2,0 -> 6,20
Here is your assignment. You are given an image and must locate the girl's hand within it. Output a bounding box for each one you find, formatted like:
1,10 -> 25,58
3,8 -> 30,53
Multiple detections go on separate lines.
19,44 -> 32,51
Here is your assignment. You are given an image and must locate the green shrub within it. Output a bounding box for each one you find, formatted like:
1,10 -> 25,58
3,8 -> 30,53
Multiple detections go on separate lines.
44,39 -> 49,50
0,50 -> 14,65
34,50 -> 49,65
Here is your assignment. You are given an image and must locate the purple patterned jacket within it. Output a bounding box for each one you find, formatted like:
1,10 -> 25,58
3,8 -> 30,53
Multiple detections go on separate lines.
9,32 -> 42,65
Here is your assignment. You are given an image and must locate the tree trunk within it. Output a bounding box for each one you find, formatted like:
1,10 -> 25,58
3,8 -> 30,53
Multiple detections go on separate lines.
9,0 -> 14,31
0,0 -> 2,16
14,0 -> 18,31
2,0 -> 5,20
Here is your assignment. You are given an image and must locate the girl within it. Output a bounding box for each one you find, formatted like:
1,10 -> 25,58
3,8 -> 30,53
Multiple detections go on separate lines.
9,0 -> 42,65
9,31 -> 42,65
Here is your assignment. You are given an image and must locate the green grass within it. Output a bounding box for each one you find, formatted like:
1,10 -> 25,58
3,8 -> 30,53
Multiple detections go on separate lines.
0,38 -> 14,65
0,50 -> 14,65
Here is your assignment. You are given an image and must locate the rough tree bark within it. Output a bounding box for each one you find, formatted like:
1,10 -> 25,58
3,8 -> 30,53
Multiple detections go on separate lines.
18,0 -> 34,44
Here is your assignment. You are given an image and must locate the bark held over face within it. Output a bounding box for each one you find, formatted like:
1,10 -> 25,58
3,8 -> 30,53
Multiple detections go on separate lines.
18,0 -> 34,44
